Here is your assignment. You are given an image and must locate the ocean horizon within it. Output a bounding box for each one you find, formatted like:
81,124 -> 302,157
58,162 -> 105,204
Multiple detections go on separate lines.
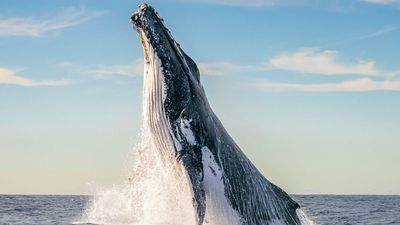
1,194 -> 399,225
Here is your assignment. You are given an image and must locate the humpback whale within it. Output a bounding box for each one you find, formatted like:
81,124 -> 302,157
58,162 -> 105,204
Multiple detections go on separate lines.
131,3 -> 302,225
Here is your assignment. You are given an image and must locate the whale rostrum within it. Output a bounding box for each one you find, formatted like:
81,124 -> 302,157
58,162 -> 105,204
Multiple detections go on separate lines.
131,3 -> 302,225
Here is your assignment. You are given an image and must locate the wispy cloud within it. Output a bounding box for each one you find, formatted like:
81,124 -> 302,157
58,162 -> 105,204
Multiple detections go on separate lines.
362,0 -> 400,5
261,48 -> 400,91
0,7 -> 105,37
200,49 -> 381,77
256,78 -> 400,92
193,0 -> 279,6
0,67 -> 71,86
87,59 -> 144,78
386,70 -> 400,80
195,48 -> 400,92
359,25 -> 398,39
269,48 -> 380,76
198,61 -> 268,76
57,59 -> 144,78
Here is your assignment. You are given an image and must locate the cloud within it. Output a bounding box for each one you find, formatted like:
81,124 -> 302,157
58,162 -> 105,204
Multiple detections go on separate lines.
386,70 -> 400,80
0,7 -> 105,37
57,59 -> 144,78
269,48 -> 380,76
86,59 -> 144,77
359,25 -> 398,39
198,62 -> 268,76
362,0 -> 400,5
260,48 -> 400,91
0,67 -> 71,86
196,48 -> 400,92
256,78 -> 400,92
199,49 -> 382,77
192,0 -> 278,6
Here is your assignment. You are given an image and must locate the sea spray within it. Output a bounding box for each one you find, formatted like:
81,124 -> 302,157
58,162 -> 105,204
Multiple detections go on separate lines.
81,134 -> 316,225
82,128 -> 198,225
297,209 -> 318,225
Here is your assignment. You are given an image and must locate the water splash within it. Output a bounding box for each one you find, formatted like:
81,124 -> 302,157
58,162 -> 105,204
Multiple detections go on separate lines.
297,209 -> 318,225
80,132 -> 316,225
81,130 -> 196,225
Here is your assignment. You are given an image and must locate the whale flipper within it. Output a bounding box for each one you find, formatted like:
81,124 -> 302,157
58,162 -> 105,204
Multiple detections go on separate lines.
177,108 -> 206,225
179,145 -> 206,225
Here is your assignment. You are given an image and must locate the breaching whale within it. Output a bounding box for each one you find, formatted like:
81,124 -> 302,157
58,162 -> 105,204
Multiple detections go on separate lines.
131,3 -> 302,225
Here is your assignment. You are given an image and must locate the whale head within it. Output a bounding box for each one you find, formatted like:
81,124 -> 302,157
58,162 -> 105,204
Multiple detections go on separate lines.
131,3 -> 205,119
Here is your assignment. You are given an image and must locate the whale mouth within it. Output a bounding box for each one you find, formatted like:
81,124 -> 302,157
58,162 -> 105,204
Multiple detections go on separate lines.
131,3 -> 177,65
131,3 -> 155,32
131,4 -> 154,62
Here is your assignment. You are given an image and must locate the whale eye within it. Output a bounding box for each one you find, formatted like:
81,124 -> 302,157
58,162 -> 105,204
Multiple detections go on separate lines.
131,14 -> 139,23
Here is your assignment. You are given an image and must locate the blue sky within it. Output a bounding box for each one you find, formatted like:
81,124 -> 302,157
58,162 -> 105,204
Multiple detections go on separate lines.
1,0 -> 399,195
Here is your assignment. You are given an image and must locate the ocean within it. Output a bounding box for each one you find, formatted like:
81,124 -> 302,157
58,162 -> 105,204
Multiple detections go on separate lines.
0,194 -> 399,225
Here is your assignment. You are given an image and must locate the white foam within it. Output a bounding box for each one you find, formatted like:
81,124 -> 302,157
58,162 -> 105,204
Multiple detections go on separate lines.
297,208 -> 318,225
81,135 -> 196,225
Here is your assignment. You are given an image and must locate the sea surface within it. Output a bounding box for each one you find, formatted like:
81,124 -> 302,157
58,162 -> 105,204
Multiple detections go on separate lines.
0,194 -> 399,225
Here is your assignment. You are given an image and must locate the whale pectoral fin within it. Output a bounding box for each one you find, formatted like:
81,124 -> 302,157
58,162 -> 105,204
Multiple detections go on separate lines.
179,145 -> 205,225
176,107 -> 206,225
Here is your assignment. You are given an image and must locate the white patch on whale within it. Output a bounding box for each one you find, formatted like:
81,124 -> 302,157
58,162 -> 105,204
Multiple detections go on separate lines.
180,118 -> 196,145
201,146 -> 241,225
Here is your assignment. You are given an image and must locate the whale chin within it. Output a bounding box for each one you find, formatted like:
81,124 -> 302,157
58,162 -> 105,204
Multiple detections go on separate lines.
131,3 -> 303,225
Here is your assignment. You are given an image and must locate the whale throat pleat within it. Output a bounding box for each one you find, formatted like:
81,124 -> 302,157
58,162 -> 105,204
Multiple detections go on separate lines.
143,45 -> 176,162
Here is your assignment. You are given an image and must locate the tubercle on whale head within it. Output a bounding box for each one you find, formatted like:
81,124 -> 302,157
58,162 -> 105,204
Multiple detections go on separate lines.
131,4 -> 153,62
131,3 -> 204,122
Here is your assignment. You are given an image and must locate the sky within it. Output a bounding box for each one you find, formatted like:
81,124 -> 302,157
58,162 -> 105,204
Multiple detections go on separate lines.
1,0 -> 399,195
